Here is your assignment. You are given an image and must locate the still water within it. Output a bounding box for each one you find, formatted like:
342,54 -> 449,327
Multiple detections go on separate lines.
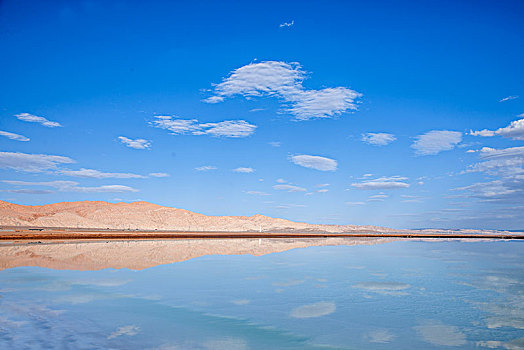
0,240 -> 523,349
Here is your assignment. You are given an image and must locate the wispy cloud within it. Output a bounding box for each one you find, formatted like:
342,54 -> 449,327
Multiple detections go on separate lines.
58,168 -> 146,179
457,146 -> 524,202
0,151 -> 74,172
480,146 -> 524,160
0,130 -> 30,142
245,190 -> 270,196
370,193 -> 388,198
279,20 -> 294,28
233,167 -> 255,173
203,61 -> 361,120
151,116 -> 256,138
15,113 -> 62,127
290,154 -> 337,171
149,172 -> 169,177
352,176 -> 409,190
195,165 -> 217,171
346,201 -> 365,206
499,95 -> 519,102
1,188 -> 53,194
118,136 -> 151,149
361,132 -> 396,146
274,203 -> 307,209
3,180 -> 138,193
470,117 -> 524,141
411,130 -> 462,155
273,184 -> 307,192
268,141 -> 281,147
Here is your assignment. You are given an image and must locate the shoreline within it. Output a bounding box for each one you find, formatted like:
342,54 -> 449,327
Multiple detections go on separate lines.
1,227 -> 523,242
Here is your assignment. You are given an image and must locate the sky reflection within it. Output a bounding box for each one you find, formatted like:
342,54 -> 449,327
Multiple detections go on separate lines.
0,240 -> 523,349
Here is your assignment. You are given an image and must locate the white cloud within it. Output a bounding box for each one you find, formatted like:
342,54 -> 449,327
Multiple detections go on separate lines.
58,184 -> 138,193
151,116 -> 256,138
108,325 -> 140,339
245,190 -> 270,196
276,178 -> 287,183
290,154 -> 337,171
204,61 -> 361,120
499,95 -> 519,102
149,172 -> 169,177
118,136 -> 151,149
1,189 -> 53,194
151,116 -> 201,133
351,176 -> 410,190
0,130 -> 30,142
268,141 -> 281,147
3,180 -> 138,193
464,147 -> 524,178
58,168 -> 146,179
480,146 -> 524,160
15,113 -> 62,127
0,151 -> 74,172
411,130 -> 462,155
369,194 -> 388,199
471,118 -> 524,141
195,165 -> 217,171
274,203 -> 307,209
279,20 -> 294,28
197,120 -> 257,138
273,184 -> 306,192
457,145 -> 524,203
290,302 -> 336,319
4,180 -> 78,188
316,183 -> 330,187
470,129 -> 495,137
454,180 -> 520,199
317,189 -> 329,193
414,320 -> 467,347
361,132 -> 396,146
233,167 -> 254,173
346,201 -> 365,205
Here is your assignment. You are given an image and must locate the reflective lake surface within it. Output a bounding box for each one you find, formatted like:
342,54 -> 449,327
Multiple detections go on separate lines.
1,240 -> 523,349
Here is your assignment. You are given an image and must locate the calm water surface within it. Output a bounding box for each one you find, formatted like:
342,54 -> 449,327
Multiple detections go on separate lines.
1,240 -> 523,349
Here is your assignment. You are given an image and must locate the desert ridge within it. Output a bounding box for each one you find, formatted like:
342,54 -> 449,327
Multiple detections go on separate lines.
0,200 -> 392,233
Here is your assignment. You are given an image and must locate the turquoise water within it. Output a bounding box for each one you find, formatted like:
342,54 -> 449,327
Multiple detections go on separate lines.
1,241 -> 523,349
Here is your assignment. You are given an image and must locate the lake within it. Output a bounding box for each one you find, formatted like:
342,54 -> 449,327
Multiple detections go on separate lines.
0,239 -> 523,349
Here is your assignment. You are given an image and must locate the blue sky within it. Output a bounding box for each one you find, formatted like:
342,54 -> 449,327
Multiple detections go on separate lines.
0,0 -> 523,229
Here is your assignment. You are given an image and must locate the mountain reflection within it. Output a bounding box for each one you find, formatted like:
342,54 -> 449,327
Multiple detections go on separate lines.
0,237 -> 394,271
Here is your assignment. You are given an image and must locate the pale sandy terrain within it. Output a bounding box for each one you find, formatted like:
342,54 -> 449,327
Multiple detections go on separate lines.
0,200 -> 395,233
0,237 -> 394,271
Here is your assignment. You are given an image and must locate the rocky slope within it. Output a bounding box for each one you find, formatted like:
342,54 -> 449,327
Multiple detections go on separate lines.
0,200 -> 394,233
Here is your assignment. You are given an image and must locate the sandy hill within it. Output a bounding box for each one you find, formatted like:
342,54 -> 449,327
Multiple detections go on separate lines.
0,200 -> 393,233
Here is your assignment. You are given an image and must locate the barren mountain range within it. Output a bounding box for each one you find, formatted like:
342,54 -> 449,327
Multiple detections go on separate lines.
0,200 -> 393,233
